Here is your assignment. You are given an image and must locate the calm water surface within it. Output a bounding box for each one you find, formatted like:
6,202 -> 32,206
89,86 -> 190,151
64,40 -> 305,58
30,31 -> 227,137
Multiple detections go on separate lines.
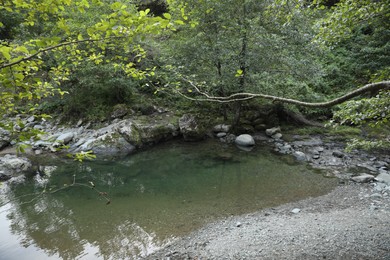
0,140 -> 337,259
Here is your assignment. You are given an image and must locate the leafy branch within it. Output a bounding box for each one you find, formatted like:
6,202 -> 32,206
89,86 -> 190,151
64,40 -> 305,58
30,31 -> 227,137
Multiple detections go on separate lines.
0,37 -> 125,69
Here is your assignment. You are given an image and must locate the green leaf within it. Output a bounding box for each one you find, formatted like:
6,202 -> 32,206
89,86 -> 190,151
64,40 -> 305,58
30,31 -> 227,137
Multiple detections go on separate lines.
0,46 -> 12,60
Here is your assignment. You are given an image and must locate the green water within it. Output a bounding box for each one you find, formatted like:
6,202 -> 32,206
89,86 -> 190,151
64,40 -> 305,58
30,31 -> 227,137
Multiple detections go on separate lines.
0,140 -> 337,259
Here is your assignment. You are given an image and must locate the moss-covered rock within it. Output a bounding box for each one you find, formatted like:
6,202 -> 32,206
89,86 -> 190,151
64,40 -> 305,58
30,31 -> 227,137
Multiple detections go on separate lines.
117,118 -> 179,148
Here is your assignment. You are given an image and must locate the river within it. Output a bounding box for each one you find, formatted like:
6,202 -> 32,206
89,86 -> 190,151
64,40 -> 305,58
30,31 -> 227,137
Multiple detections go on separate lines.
0,140 -> 337,259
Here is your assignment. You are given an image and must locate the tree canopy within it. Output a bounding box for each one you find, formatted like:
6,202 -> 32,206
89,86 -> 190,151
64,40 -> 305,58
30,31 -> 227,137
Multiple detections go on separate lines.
1,0 -> 389,149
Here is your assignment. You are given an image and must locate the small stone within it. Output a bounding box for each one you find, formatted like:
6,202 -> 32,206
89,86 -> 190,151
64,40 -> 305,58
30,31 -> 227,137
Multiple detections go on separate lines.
293,151 -> 307,161
312,154 -> 320,159
265,127 -> 281,137
291,208 -> 301,214
351,174 -> 375,183
236,221 -> 242,227
33,124 -> 44,130
332,150 -> 345,158
272,133 -> 283,140
76,119 -> 83,127
56,132 -> 75,145
27,116 -> 35,123
213,124 -> 231,133
34,149 -> 43,155
216,132 -> 227,138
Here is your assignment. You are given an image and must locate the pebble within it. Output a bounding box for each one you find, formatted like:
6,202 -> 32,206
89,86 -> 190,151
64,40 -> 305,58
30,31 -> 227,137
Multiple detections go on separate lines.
291,208 -> 301,214
312,154 -> 320,159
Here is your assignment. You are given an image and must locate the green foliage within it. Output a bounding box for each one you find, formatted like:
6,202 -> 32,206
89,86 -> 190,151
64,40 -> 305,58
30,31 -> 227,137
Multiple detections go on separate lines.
0,0 -> 174,121
68,150 -> 97,162
50,62 -> 137,120
312,0 -> 390,150
345,138 -> 389,153
159,0 -> 327,107
314,0 -> 390,45
332,91 -> 390,128
330,91 -> 390,150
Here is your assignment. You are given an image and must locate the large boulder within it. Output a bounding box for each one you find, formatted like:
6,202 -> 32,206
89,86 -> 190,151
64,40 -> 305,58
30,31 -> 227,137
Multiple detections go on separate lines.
118,119 -> 179,147
235,134 -> 255,147
179,114 -> 205,141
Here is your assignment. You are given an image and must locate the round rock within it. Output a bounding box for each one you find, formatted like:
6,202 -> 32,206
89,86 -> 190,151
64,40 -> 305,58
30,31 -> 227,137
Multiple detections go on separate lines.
235,134 -> 255,147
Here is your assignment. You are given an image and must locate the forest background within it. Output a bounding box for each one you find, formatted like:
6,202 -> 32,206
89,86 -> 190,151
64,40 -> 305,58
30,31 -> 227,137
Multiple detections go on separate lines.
0,0 -> 389,150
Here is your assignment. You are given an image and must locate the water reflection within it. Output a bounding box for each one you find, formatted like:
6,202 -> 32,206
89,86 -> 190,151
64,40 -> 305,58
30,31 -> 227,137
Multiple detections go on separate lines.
0,140 -> 337,259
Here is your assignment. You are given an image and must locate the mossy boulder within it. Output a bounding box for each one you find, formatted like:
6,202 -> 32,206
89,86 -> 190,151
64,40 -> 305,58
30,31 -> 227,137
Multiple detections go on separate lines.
117,119 -> 179,148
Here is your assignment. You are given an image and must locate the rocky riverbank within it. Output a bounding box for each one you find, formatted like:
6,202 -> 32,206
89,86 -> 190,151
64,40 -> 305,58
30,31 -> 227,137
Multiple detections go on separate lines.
146,182 -> 390,259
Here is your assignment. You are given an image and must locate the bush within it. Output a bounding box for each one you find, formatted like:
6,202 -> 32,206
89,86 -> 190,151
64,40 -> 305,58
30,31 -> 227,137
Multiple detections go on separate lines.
44,62 -> 139,121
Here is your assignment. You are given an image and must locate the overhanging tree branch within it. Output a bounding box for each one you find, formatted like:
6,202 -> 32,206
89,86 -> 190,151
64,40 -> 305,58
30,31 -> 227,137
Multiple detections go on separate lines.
0,37 -> 124,69
178,79 -> 390,108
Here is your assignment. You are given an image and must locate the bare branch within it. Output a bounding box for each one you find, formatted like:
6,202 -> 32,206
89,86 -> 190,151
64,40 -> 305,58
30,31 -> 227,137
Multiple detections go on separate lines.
179,79 -> 390,108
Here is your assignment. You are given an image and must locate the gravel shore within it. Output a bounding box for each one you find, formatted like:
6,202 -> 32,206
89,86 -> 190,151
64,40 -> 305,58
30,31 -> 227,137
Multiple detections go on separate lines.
146,182 -> 390,259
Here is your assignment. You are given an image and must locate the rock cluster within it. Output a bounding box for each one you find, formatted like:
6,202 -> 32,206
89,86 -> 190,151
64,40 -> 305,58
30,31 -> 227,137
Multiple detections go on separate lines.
260,127 -> 390,190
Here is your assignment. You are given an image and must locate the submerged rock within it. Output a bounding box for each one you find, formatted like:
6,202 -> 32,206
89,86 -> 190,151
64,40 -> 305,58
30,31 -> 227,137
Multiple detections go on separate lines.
235,134 -> 255,147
